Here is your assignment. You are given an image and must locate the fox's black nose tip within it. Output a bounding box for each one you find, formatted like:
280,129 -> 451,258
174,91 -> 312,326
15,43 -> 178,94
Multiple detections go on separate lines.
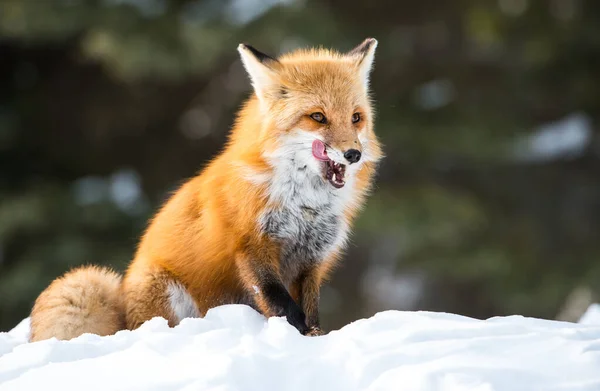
344,149 -> 361,164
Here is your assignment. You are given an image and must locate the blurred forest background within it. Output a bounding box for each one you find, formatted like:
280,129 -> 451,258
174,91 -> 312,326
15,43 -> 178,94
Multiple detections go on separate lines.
1,0 -> 600,332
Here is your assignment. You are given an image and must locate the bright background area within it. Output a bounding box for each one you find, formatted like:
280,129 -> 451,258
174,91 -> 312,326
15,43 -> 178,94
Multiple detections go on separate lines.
1,0 -> 600,331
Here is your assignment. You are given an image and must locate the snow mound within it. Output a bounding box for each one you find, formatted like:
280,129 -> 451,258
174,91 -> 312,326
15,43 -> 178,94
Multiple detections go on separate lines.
579,304 -> 600,325
2,305 -> 600,391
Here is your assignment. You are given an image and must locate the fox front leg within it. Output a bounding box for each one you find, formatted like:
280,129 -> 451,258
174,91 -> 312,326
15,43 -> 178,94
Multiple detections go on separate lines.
291,269 -> 325,336
237,255 -> 309,334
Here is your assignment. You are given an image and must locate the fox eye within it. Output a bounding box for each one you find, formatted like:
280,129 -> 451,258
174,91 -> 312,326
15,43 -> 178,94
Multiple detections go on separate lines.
310,112 -> 327,124
352,113 -> 361,124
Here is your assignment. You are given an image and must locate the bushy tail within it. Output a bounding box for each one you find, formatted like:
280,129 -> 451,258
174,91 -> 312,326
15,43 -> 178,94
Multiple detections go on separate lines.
30,266 -> 125,342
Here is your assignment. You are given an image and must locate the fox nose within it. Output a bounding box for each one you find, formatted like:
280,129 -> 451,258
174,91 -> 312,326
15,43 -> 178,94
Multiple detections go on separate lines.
344,149 -> 361,164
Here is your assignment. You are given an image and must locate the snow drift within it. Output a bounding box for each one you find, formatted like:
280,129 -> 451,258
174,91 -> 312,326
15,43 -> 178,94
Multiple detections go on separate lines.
2,305 -> 600,391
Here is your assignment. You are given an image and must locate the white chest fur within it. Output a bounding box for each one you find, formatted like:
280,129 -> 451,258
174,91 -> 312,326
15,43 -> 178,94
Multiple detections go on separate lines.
258,139 -> 353,284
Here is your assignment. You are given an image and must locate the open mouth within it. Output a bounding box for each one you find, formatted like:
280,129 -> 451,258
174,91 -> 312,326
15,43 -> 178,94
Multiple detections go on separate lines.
312,140 -> 346,189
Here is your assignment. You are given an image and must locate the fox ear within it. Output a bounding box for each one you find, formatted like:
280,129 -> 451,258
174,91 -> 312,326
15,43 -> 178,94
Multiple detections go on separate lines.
347,38 -> 378,87
237,43 -> 280,104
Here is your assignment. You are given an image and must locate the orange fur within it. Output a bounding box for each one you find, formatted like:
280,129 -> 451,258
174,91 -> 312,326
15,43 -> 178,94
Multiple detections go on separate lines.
29,38 -> 382,340
30,266 -> 124,341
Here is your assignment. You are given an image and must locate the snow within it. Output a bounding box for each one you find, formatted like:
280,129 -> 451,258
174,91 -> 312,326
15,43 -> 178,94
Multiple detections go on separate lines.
1,305 -> 600,391
513,112 -> 592,162
579,304 -> 600,325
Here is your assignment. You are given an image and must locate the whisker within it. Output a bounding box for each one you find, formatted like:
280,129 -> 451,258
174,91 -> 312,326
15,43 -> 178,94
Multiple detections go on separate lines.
323,141 -> 335,150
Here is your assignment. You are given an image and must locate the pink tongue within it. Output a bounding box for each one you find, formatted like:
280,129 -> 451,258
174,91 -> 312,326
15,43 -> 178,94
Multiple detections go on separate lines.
312,139 -> 329,161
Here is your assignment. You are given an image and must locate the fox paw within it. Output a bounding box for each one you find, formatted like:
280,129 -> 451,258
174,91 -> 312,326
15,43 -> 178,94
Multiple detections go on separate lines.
305,326 -> 326,337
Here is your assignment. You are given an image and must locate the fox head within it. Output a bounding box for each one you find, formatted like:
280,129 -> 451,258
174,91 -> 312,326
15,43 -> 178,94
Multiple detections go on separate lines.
237,38 -> 382,190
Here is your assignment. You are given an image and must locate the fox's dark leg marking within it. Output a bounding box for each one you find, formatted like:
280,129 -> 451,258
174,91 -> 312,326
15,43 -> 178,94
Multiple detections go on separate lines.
237,255 -> 309,335
261,275 -> 309,334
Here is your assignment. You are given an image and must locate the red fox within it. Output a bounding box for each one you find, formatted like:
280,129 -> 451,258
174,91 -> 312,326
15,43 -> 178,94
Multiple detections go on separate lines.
29,38 -> 382,341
